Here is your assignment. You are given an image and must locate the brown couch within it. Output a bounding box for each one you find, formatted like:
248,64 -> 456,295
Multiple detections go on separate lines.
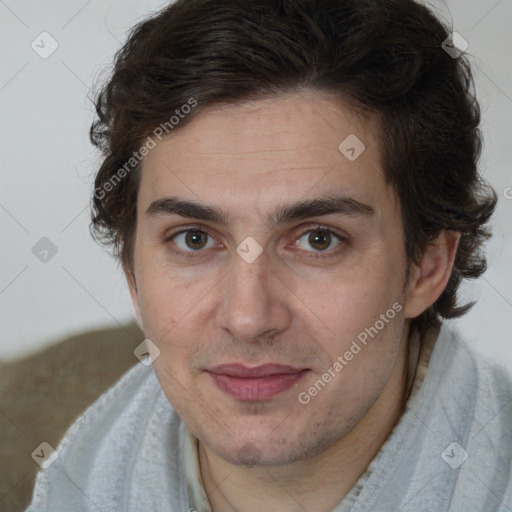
0,322 -> 144,511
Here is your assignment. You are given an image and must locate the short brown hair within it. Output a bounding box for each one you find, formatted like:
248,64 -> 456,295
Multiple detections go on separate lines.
90,0 -> 497,337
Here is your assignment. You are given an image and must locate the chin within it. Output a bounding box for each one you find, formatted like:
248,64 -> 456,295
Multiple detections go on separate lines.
204,423 -> 340,468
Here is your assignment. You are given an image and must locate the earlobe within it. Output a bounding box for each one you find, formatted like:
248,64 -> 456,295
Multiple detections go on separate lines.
403,230 -> 461,319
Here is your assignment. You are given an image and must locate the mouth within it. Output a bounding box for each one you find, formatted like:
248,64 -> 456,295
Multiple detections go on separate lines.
206,364 -> 310,401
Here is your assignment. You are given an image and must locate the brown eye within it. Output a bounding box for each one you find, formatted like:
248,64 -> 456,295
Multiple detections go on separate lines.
308,230 -> 331,251
184,230 -> 208,249
170,229 -> 216,254
295,227 -> 345,255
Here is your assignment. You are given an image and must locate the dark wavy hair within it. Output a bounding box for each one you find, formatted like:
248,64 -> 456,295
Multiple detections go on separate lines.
89,0 -> 497,337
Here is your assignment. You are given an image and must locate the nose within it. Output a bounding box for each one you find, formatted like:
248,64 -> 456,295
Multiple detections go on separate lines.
215,246 -> 292,344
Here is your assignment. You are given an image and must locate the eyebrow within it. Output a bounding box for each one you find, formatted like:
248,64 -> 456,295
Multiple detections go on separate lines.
146,195 -> 374,227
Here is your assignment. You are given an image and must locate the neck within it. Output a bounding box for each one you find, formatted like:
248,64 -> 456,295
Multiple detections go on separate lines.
199,325 -> 418,512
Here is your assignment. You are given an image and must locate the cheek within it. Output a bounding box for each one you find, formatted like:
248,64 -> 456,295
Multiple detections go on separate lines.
135,270 -> 214,372
136,276 -> 185,348
297,266 -> 403,350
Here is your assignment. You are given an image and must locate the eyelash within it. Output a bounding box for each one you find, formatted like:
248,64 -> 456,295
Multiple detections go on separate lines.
163,224 -> 347,260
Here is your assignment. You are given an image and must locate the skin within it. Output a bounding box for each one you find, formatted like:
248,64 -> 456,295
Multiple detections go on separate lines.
127,90 -> 460,512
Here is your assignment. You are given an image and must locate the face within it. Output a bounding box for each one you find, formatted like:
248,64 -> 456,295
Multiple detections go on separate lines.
129,91 -> 412,467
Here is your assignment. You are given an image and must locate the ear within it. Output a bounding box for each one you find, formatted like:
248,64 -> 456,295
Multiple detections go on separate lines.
124,263 -> 144,331
403,230 -> 461,319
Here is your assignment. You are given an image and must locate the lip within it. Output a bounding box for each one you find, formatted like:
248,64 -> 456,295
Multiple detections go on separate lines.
208,363 -> 304,378
206,364 -> 309,401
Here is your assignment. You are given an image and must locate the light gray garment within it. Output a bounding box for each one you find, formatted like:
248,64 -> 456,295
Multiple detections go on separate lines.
25,324 -> 512,511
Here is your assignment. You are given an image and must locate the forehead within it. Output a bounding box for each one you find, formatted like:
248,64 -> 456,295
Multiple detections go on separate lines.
137,91 -> 393,221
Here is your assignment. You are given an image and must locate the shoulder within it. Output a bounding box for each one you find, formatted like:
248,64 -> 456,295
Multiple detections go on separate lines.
354,324 -> 512,511
424,324 -> 512,427
420,324 -> 512,509
433,324 -> 512,402
26,362 -> 183,511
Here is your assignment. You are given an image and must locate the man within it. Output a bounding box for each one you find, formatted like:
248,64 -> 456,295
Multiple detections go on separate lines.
26,0 -> 512,510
